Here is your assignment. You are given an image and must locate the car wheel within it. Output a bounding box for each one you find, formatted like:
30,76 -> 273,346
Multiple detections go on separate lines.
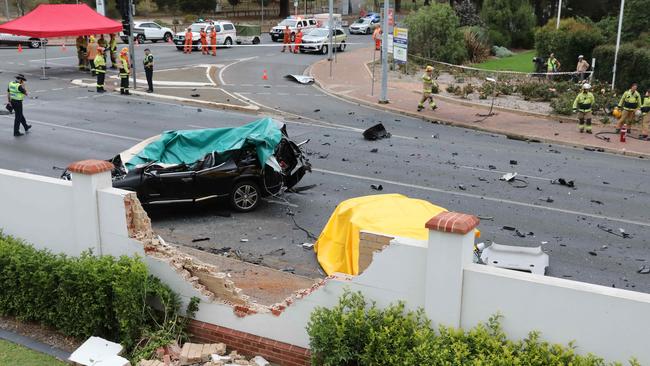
338,41 -> 346,52
230,180 -> 260,212
290,33 -> 296,43
28,39 -> 41,48
366,28 -> 371,35
271,36 -> 278,42
224,37 -> 233,47
136,34 -> 145,44
321,44 -> 328,55
253,36 -> 260,45
176,46 -> 183,51
163,33 -> 173,42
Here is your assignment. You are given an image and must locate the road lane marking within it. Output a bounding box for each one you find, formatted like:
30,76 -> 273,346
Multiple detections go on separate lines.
311,168 -> 650,229
0,116 -> 140,141
218,56 -> 257,86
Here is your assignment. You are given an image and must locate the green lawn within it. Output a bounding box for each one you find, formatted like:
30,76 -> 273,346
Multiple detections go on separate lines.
472,50 -> 536,73
0,339 -> 68,366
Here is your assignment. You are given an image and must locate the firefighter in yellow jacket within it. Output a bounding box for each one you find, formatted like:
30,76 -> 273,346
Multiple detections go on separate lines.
417,65 -> 437,112
94,47 -> 106,93
616,82 -> 641,132
118,48 -> 130,95
75,36 -> 87,71
640,90 -> 650,140
572,83 -> 595,133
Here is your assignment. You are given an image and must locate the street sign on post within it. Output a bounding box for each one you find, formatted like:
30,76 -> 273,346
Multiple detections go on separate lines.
387,34 -> 393,54
393,27 -> 408,64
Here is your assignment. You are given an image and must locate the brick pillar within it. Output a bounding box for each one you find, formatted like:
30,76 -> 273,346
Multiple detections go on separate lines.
424,212 -> 480,328
67,159 -> 114,256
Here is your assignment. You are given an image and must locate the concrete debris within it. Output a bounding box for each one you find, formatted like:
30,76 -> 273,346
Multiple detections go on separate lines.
302,242 -> 315,249
363,123 -> 391,141
250,356 -> 270,366
211,354 -> 231,362
551,178 -> 575,188
370,184 -> 383,191
638,265 -> 650,274
139,360 -> 165,366
69,336 -> 127,366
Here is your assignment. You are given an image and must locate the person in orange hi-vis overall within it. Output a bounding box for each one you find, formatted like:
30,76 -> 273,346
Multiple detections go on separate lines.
372,25 -> 382,51
183,28 -> 193,54
281,26 -> 292,53
210,28 -> 217,56
294,28 -> 303,54
200,28 -> 208,55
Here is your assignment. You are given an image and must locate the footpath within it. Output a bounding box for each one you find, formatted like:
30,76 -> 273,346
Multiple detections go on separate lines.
309,47 -> 650,158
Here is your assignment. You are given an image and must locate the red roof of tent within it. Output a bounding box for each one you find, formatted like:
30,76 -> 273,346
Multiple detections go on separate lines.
0,4 -> 122,38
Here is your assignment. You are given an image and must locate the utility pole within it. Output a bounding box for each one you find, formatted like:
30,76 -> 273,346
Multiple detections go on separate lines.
379,0 -> 389,103
328,0 -> 333,70
555,0 -> 562,29
128,0 -> 136,89
261,0 -> 264,29
4,0 -> 9,20
612,0 -> 624,90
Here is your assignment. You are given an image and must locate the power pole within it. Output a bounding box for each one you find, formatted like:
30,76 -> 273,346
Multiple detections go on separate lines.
555,0 -> 562,29
612,0 -> 624,90
328,0 -> 333,68
4,0 -> 9,20
128,0 -> 136,89
379,0 -> 389,103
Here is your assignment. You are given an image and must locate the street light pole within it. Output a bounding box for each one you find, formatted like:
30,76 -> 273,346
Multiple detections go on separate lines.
328,0 -> 333,70
379,0 -> 389,103
4,0 -> 9,20
556,0 -> 562,29
612,0 -> 624,90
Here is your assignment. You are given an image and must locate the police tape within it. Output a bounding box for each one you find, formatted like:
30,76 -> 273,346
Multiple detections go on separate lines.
114,41 -> 371,48
407,53 -> 594,77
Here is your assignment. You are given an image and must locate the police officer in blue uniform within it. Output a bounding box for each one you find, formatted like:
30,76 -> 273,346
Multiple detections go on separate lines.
7,74 -> 31,137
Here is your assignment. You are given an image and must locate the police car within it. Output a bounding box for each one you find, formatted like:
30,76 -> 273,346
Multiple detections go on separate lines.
173,20 -> 237,51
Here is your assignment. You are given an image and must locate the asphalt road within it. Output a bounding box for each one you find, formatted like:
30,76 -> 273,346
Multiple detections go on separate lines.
0,34 -> 649,292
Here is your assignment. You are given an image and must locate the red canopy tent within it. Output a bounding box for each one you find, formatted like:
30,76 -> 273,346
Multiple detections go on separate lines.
0,4 -> 122,38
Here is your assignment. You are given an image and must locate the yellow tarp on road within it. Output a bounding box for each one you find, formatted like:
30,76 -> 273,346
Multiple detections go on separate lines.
314,194 -> 447,275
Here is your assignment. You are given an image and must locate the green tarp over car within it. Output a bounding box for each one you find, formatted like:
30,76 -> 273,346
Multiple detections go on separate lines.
125,117 -> 284,171
235,24 -> 261,36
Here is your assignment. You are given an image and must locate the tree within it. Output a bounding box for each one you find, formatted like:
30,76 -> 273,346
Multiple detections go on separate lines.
535,18 -> 605,69
404,3 -> 467,64
454,0 -> 482,27
481,0 -> 536,48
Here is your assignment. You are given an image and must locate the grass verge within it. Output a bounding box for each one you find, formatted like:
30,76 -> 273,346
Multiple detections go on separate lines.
0,339 -> 67,366
473,50 -> 536,72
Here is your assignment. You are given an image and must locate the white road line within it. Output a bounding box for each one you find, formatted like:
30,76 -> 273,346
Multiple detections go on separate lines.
205,65 -> 216,86
257,92 -> 271,95
459,165 -> 552,182
218,56 -> 257,86
52,88 -> 64,91
28,56 -> 75,62
188,124 -> 207,128
0,116 -> 140,141
312,168 -> 650,228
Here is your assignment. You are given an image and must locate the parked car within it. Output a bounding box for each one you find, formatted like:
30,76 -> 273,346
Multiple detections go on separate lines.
0,33 -> 45,48
120,21 -> 174,43
235,24 -> 261,45
299,27 -> 347,54
364,12 -> 381,22
349,17 -> 380,34
62,120 -> 311,213
173,20 -> 237,51
270,17 -> 317,42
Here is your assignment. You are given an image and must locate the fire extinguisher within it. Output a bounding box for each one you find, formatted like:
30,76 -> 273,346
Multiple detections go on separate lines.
620,124 -> 627,142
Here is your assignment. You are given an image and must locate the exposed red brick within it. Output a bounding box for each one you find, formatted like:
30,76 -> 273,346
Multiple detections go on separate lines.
425,211 -> 480,235
67,159 -> 114,175
188,319 -> 311,365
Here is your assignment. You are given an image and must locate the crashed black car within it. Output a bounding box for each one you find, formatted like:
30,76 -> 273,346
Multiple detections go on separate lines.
65,119 -> 311,212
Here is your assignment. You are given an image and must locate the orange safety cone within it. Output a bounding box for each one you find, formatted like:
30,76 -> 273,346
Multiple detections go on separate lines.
262,69 -> 268,80
17,44 -> 22,53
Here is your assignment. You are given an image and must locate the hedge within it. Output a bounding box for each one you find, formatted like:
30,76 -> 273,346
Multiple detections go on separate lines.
593,43 -> 650,93
307,290 -> 638,366
535,18 -> 604,72
0,233 -> 179,351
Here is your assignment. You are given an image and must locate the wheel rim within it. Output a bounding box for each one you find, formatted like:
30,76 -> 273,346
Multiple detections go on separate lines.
31,41 -> 39,48
226,38 -> 232,45
234,184 -> 258,210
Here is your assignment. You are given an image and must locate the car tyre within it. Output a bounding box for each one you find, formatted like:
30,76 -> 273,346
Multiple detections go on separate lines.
224,37 -> 233,47
321,44 -> 328,55
176,46 -> 183,51
28,39 -> 41,48
253,36 -> 260,44
136,34 -> 145,44
163,32 -> 173,42
230,180 -> 261,212
290,33 -> 296,43
338,41 -> 346,52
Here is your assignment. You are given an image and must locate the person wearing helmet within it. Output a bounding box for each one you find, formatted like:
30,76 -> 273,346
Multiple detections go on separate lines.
417,65 -> 437,112
616,82 -> 641,132
572,83 -> 595,133
640,90 -> 650,140
576,55 -> 590,81
118,47 -> 130,95
94,46 -> 106,93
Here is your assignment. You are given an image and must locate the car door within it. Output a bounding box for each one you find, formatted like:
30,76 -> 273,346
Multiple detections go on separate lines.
145,165 -> 197,201
222,23 -> 235,43
149,23 -> 164,39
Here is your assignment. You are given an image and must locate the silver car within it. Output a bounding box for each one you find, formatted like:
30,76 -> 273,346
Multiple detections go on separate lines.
299,28 -> 347,54
0,33 -> 44,48
349,18 -> 379,35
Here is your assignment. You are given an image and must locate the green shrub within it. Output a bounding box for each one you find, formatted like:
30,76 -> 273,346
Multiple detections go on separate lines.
550,92 -> 576,115
404,3 -> 467,64
481,0 -> 536,48
534,18 -> 605,73
307,290 -> 636,366
492,45 -> 514,58
518,81 -> 556,101
0,233 -> 196,355
463,27 -> 490,63
593,43 -> 650,93
446,84 -> 461,94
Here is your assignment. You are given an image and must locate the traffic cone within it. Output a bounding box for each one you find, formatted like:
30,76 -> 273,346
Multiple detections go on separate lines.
262,69 -> 268,80
17,44 -> 22,53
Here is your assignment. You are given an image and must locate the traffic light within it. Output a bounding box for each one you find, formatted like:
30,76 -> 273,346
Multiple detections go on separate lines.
122,19 -> 131,35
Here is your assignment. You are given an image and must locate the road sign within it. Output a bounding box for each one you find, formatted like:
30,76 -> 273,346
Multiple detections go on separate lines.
393,27 -> 408,64
387,34 -> 393,54
388,8 -> 394,26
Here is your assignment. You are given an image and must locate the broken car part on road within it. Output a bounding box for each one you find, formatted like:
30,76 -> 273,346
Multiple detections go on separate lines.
479,243 -> 549,275
363,123 -> 391,141
284,74 -> 315,84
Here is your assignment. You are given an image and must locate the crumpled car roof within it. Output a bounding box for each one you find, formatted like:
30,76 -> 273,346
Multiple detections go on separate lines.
125,118 -> 284,171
